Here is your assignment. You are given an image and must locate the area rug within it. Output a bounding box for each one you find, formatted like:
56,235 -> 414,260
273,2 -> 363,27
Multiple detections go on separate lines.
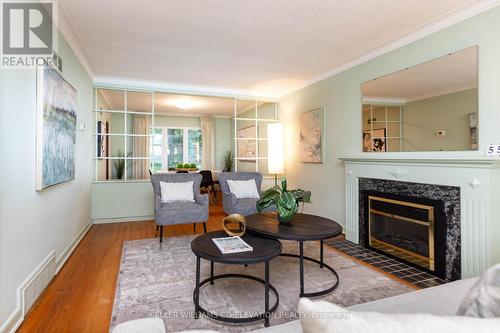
110,235 -> 413,332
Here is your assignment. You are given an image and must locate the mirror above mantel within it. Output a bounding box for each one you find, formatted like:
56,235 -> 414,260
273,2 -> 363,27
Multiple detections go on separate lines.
361,46 -> 478,152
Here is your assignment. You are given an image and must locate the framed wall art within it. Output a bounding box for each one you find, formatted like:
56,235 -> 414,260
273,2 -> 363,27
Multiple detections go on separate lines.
363,128 -> 387,152
300,108 -> 323,163
36,64 -> 78,190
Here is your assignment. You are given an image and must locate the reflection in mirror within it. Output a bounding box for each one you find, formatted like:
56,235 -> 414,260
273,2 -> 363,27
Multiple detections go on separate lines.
152,93 -> 234,173
94,87 -> 278,181
96,89 -> 125,111
234,99 -> 277,175
236,99 -> 256,118
257,102 -> 276,119
127,91 -> 153,113
361,46 -> 478,152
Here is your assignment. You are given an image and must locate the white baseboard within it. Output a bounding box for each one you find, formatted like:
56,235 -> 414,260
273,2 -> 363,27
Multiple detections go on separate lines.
92,215 -> 154,224
56,221 -> 93,273
0,221 -> 93,333
0,251 -> 55,333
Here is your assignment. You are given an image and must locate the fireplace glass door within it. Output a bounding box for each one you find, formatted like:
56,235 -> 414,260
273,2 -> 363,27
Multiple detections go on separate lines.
368,195 -> 435,271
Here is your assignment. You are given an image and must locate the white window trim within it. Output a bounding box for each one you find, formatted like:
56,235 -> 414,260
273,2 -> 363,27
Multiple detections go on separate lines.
153,126 -> 202,170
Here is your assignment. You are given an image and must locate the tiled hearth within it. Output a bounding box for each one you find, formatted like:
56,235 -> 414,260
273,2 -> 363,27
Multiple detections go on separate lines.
327,239 -> 447,289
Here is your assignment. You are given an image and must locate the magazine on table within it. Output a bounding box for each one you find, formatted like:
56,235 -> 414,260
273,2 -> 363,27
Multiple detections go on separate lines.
212,236 -> 253,254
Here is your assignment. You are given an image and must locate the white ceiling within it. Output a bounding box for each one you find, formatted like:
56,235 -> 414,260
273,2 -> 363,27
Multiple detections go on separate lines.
362,46 -> 478,102
61,0 -> 494,97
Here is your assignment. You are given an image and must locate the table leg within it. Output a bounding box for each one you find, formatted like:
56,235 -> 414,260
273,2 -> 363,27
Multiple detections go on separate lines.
210,261 -> 214,285
195,256 -> 200,319
299,241 -> 304,297
320,240 -> 324,268
264,260 -> 270,327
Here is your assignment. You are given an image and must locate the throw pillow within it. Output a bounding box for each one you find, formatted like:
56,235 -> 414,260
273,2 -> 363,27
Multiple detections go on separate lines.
227,179 -> 260,199
298,298 -> 500,333
457,263 -> 500,318
160,181 -> 195,203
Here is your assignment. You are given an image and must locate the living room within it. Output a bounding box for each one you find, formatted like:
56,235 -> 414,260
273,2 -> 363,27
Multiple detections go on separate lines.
1,1 -> 500,333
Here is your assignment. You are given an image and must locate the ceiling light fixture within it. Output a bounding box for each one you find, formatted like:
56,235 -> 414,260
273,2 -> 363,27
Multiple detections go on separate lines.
175,100 -> 196,110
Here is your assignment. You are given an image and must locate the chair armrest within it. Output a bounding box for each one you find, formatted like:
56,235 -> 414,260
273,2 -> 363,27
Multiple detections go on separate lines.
221,192 -> 238,214
154,194 -> 162,212
195,193 -> 209,206
229,192 -> 238,206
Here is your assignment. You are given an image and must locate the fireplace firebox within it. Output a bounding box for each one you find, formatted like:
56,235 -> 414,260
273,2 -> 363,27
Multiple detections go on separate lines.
364,191 -> 447,279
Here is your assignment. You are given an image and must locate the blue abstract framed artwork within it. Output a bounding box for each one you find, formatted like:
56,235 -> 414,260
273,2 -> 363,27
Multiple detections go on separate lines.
36,64 -> 78,190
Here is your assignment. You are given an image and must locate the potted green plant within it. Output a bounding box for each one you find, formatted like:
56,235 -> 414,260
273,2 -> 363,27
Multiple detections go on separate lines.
113,150 -> 132,179
176,163 -> 198,171
257,177 -> 311,224
221,150 -> 234,172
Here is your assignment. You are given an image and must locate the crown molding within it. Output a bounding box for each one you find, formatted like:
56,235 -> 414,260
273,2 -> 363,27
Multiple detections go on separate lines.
93,76 -> 278,101
56,2 -> 96,78
279,0 -> 500,99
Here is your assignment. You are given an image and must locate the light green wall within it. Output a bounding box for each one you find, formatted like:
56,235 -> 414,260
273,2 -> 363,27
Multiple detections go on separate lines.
403,89 -> 478,151
91,182 -> 153,221
279,6 -> 500,225
214,117 -> 233,170
0,34 -> 93,327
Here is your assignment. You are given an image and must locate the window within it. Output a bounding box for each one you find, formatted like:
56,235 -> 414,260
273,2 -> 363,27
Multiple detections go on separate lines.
150,127 -> 202,172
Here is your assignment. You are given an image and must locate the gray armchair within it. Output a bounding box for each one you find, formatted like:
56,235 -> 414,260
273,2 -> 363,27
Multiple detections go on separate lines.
218,172 -> 274,216
151,173 -> 209,242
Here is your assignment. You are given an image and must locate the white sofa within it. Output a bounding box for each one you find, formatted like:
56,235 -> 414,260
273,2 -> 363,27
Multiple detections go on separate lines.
251,277 -> 478,333
113,278 -> 478,333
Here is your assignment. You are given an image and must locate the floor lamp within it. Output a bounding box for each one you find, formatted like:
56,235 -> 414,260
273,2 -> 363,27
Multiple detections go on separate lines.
267,123 -> 284,186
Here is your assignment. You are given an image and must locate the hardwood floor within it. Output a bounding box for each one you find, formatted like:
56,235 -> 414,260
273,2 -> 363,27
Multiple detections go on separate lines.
17,195 -> 225,333
17,195 -> 410,333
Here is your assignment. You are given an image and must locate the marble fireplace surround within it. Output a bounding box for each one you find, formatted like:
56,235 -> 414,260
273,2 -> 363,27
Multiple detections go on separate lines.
341,157 -> 500,279
358,178 -> 460,281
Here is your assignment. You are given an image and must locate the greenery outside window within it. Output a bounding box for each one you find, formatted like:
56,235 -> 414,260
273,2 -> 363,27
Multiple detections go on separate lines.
151,126 -> 202,172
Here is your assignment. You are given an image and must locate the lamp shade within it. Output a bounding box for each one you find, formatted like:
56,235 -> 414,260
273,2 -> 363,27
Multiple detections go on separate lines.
267,123 -> 284,174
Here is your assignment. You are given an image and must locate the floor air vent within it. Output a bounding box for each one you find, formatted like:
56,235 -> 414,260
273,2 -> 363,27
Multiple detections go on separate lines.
22,252 -> 56,315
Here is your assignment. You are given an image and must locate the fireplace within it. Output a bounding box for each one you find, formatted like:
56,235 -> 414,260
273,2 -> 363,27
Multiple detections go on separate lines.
364,190 -> 447,279
357,179 -> 461,281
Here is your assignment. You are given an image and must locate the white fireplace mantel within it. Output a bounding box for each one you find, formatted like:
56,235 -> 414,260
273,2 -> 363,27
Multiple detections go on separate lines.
340,156 -> 500,167
340,156 -> 500,278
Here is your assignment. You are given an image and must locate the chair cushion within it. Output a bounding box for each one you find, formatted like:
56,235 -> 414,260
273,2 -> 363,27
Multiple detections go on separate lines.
233,198 -> 259,216
160,202 -> 203,211
156,201 -> 208,225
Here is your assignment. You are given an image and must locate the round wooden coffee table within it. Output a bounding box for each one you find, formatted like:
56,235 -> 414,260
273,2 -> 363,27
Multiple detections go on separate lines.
246,212 -> 343,297
191,230 -> 282,327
